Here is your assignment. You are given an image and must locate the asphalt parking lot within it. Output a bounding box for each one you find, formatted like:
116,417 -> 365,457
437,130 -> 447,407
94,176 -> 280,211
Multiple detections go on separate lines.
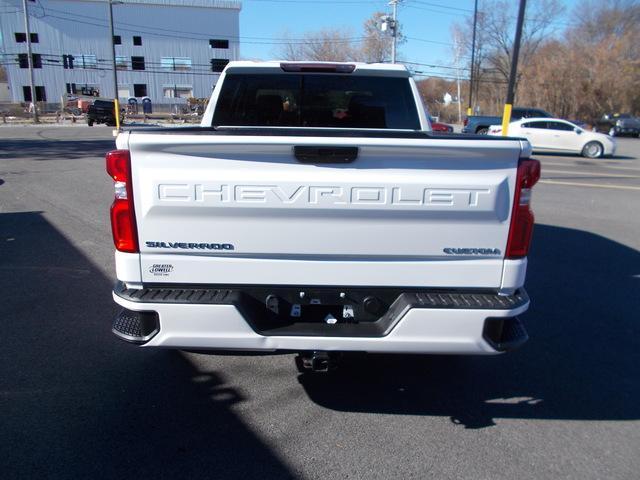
1,125 -> 639,479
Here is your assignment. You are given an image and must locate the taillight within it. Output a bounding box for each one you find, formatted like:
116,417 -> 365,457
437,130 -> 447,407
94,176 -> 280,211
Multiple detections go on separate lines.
463,117 -> 469,126
506,158 -> 541,258
106,149 -> 138,253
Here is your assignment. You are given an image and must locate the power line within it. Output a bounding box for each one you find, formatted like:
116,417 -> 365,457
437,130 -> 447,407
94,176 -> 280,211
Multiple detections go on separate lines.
404,4 -> 463,17
8,52 -> 472,73
406,2 -> 578,28
2,52 -> 227,68
402,60 -> 470,71
410,1 -> 474,13
40,5 -> 365,43
243,0 -> 384,4
3,57 -> 506,83
1,60 -> 227,76
404,36 -> 456,48
2,1 -> 504,71
40,12 -> 368,45
4,4 -> 370,45
413,71 -> 508,84
8,9 -> 460,50
3,53 -> 470,72
23,3 -> 464,48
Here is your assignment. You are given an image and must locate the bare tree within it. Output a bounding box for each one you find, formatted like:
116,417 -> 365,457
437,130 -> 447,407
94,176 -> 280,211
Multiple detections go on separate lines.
571,0 -> 640,44
277,32 -> 306,61
276,29 -> 357,62
451,13 -> 494,113
453,0 -> 564,113
276,12 -> 404,63
516,0 -> 640,121
478,0 -> 564,106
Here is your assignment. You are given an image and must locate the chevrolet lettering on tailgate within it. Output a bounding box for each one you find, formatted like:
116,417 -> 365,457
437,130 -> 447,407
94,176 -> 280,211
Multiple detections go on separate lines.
156,183 -> 492,208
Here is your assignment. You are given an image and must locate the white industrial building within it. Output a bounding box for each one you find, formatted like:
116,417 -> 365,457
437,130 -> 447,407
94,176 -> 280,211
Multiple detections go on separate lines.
0,0 -> 241,104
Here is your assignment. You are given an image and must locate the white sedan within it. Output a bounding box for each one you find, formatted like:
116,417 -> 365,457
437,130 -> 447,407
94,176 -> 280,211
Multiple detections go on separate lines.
487,118 -> 616,158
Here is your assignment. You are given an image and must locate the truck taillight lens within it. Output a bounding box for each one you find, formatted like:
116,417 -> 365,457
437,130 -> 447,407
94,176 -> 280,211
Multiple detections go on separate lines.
106,150 -> 138,253
506,158 -> 541,259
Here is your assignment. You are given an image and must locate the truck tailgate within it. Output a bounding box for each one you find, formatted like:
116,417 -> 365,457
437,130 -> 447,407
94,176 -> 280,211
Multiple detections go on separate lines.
127,132 -> 524,288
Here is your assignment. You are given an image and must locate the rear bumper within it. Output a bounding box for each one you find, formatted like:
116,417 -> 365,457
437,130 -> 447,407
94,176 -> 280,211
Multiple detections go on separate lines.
112,282 -> 530,354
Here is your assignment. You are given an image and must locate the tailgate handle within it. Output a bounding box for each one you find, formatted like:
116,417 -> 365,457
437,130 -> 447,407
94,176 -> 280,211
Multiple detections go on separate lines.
294,146 -> 358,163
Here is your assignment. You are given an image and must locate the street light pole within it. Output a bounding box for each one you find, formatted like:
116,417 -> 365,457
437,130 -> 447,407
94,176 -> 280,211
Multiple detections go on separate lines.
467,0 -> 478,117
107,0 -> 120,130
22,0 -> 39,123
501,0 -> 527,136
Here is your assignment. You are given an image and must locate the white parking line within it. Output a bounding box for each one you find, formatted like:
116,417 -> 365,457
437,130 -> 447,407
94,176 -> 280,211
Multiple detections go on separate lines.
542,161 -> 640,172
539,180 -> 640,191
542,169 -> 640,178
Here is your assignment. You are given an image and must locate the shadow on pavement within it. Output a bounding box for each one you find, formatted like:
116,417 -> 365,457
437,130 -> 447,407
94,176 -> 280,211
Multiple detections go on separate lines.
298,224 -> 640,429
0,212 -> 294,478
0,140 -> 115,161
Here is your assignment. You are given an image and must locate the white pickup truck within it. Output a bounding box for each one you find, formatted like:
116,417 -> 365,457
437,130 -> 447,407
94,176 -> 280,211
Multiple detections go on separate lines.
107,61 -> 540,371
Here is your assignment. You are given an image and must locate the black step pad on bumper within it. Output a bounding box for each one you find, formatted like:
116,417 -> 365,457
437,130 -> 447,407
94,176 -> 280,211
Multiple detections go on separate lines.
113,282 -> 529,343
112,309 -> 160,344
114,282 -> 528,310
117,285 -> 236,304
413,292 -> 527,309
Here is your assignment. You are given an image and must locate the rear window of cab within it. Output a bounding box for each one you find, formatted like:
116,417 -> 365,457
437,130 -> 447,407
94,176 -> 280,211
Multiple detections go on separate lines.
212,73 -> 421,130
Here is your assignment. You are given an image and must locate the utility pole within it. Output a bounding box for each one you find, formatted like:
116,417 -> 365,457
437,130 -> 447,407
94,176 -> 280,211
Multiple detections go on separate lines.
453,33 -> 463,124
456,67 -> 462,124
107,0 -> 120,130
389,0 -> 400,63
22,0 -> 39,123
501,0 -> 527,136
467,0 -> 478,117
379,1 -> 400,63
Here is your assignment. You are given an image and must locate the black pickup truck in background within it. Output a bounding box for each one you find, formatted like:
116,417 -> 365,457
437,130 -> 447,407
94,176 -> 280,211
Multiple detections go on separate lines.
462,107 -> 553,134
595,113 -> 640,137
87,100 -> 124,127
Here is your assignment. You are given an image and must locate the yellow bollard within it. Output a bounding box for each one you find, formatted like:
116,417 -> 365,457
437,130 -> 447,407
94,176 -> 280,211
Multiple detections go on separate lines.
113,98 -> 121,136
501,103 -> 512,136
114,98 -> 120,130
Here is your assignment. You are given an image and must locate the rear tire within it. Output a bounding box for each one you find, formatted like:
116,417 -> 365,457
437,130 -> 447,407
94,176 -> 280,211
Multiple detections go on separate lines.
477,127 -> 488,135
87,119 -> 94,127
582,141 -> 604,158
